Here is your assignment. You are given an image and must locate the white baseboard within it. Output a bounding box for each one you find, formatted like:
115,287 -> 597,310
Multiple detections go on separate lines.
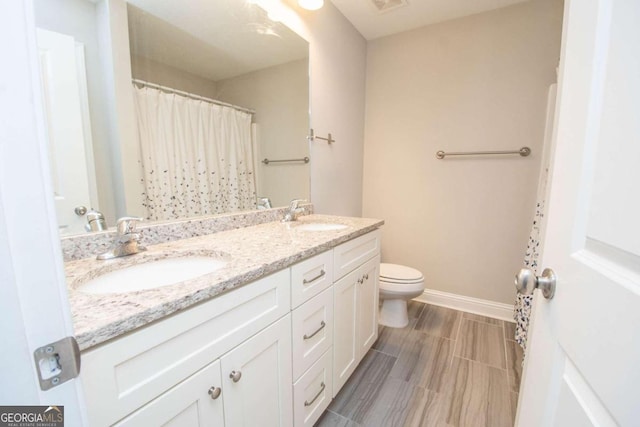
413,289 -> 515,323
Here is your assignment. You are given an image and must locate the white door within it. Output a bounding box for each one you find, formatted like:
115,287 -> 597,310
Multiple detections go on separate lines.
0,1 -> 85,424
36,28 -> 95,234
516,0 -> 640,426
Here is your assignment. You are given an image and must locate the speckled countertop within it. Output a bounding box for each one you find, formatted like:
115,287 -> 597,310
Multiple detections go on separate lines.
65,214 -> 383,351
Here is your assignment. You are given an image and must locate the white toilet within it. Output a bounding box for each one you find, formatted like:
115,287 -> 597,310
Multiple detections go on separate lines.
378,263 -> 425,328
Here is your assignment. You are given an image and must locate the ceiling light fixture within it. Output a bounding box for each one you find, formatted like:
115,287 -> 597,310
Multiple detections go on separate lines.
298,0 -> 324,11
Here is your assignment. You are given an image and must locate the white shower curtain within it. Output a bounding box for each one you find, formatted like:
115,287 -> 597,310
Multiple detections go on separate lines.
514,83 -> 557,351
133,85 -> 256,220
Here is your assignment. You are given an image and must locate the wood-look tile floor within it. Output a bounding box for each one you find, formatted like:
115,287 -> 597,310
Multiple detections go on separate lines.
316,302 -> 524,427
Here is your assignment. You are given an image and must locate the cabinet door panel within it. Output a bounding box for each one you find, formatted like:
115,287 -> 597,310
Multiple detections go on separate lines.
221,315 -> 293,427
115,360 -> 223,427
357,256 -> 380,359
332,268 -> 360,396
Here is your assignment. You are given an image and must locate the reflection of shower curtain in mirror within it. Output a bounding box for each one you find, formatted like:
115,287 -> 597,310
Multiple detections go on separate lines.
133,86 -> 256,220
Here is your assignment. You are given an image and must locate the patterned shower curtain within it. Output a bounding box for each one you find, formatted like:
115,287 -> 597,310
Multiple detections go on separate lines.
133,85 -> 256,220
514,84 -> 557,352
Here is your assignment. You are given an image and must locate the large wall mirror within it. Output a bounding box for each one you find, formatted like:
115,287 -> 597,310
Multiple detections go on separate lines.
33,0 -> 310,235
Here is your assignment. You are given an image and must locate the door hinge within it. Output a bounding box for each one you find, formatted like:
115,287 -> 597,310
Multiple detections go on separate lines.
33,336 -> 81,390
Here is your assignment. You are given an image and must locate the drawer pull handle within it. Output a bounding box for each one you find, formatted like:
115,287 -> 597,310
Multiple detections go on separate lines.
304,382 -> 326,407
303,269 -> 326,285
303,321 -> 326,340
208,386 -> 222,399
229,370 -> 242,383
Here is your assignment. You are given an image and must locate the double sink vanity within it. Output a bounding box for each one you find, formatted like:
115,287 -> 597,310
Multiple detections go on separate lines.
64,212 -> 383,426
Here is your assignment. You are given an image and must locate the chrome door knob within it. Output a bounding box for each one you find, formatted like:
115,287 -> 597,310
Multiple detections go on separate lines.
229,370 -> 242,383
515,267 -> 557,299
74,206 -> 87,216
208,386 -> 221,399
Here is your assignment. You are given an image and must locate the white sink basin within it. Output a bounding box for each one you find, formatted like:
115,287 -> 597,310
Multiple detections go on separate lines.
296,223 -> 348,231
78,256 -> 228,294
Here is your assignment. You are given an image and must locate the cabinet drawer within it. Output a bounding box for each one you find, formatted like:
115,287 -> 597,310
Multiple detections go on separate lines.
291,250 -> 333,308
82,270 -> 290,427
293,349 -> 333,427
333,229 -> 381,280
115,360 -> 224,427
292,287 -> 334,380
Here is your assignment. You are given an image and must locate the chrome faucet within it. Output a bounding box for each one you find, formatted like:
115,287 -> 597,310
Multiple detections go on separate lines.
97,217 -> 147,260
282,199 -> 306,222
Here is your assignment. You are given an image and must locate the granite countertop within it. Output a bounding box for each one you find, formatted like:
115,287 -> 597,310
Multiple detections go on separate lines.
65,214 -> 383,351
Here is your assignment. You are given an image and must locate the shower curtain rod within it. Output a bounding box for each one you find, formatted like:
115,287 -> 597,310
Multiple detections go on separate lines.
132,78 -> 256,115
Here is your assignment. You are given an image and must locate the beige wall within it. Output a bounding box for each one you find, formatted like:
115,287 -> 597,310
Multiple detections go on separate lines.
362,0 -> 563,304
131,55 -> 218,99
217,59 -> 309,208
284,3 -> 367,216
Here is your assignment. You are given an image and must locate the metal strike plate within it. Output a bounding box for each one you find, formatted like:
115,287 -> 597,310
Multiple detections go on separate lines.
33,336 -> 81,390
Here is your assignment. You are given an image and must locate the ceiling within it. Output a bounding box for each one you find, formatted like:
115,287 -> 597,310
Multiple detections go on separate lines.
330,0 -> 530,40
126,0 -> 308,82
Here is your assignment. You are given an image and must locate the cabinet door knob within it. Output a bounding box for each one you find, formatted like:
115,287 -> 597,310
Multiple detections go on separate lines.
364,273 -> 369,280
229,370 -> 242,382
208,386 -> 222,399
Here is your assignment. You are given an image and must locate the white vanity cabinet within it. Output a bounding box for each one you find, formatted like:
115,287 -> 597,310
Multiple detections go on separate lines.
81,270 -> 291,426
332,231 -> 381,396
115,317 -> 293,427
80,228 -> 381,427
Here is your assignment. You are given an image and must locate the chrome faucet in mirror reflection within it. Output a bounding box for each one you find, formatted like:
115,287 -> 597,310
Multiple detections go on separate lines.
257,197 -> 273,210
97,217 -> 146,260
85,209 -> 108,232
282,199 -> 307,222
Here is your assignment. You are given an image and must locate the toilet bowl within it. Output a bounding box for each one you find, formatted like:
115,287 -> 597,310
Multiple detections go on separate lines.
379,263 -> 425,328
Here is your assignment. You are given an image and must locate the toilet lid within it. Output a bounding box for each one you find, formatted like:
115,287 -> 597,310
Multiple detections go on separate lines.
379,263 -> 423,284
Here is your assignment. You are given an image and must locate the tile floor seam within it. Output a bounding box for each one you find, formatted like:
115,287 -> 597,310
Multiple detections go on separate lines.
463,317 -> 504,330
450,311 -> 464,367
502,321 -> 511,388
462,312 -> 504,325
371,348 -> 398,358
451,355 -> 508,372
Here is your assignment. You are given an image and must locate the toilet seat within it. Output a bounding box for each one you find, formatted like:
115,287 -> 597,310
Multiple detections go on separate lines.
379,263 -> 424,293
379,263 -> 423,283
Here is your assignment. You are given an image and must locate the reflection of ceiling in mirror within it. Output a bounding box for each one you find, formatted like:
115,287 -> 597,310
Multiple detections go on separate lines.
127,0 -> 308,81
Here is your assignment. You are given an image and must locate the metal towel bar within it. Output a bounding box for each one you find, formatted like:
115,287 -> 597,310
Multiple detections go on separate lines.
436,147 -> 531,159
262,157 -> 310,165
